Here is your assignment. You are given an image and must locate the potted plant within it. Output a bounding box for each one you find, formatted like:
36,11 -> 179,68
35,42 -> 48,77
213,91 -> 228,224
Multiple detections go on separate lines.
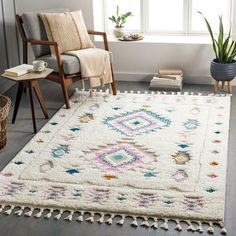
108,5 -> 133,38
199,12 -> 236,82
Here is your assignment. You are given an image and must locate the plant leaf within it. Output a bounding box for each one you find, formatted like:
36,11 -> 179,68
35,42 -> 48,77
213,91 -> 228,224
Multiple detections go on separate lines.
198,12 -> 218,60
217,15 -> 224,61
225,41 -> 235,63
116,5 -> 119,17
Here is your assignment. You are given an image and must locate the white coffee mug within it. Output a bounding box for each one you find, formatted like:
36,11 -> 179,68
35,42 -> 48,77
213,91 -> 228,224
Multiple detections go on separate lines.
33,60 -> 48,73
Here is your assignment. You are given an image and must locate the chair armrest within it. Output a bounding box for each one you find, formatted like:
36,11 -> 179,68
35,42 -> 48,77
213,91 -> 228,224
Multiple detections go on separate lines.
26,39 -> 57,46
87,30 -> 109,51
26,39 -> 63,73
87,30 -> 106,36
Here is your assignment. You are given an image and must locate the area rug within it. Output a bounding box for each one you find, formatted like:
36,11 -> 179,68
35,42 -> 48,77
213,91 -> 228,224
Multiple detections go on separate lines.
0,90 -> 230,234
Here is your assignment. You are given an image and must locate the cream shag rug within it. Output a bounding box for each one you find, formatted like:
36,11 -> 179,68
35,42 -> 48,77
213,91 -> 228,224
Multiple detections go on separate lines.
0,90 -> 230,234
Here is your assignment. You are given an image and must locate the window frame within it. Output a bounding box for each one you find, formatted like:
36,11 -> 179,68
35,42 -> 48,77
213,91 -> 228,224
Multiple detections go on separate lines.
102,0 -> 142,34
100,0 -> 233,36
188,0 -> 233,34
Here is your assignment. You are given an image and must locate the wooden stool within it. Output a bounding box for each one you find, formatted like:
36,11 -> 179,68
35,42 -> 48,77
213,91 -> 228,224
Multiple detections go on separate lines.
214,81 -> 232,94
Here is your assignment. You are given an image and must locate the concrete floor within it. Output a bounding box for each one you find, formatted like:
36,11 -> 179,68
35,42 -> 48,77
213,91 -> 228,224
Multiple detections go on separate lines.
0,80 -> 235,236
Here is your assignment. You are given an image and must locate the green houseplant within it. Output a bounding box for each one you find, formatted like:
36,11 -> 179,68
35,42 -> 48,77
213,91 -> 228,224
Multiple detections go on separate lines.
199,12 -> 236,81
108,5 -> 133,38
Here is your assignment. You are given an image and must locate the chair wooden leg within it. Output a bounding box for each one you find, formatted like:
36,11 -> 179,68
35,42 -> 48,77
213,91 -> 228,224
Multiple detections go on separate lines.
227,81 -> 232,93
28,81 -> 37,133
222,81 -> 225,89
81,79 -> 85,90
214,81 -> 219,93
12,82 -> 24,124
110,64 -> 117,95
32,80 -> 49,119
109,84 -> 112,95
61,76 -> 70,109
88,79 -> 93,97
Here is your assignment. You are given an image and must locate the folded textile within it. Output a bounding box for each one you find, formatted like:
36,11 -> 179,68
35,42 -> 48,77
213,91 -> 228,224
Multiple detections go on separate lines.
66,48 -> 112,88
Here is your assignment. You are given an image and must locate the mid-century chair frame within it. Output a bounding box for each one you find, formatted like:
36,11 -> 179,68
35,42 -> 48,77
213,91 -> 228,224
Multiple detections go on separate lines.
16,14 -> 117,109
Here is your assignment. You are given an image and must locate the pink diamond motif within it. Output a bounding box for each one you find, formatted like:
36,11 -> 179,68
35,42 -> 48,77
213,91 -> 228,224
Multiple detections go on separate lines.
94,144 -> 144,171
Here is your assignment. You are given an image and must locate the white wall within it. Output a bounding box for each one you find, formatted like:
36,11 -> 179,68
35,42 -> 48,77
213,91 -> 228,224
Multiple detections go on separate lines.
95,0 -> 236,85
96,40 -> 216,85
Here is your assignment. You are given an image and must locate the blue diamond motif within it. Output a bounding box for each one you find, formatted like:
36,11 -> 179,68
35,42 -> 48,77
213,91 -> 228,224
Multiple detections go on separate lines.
104,109 -> 171,136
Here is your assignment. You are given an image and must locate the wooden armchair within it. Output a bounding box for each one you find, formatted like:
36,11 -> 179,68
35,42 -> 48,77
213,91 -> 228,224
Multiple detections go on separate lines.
16,9 -> 116,109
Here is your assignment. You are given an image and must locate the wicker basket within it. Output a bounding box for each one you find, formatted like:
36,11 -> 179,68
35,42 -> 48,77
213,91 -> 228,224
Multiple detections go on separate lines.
0,95 -> 11,152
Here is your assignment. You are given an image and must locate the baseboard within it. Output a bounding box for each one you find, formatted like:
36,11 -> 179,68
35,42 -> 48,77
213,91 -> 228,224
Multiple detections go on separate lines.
114,72 -> 236,86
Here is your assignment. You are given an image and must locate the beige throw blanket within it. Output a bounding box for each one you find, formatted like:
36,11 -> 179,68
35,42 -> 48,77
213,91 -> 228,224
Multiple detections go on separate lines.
66,48 -> 112,87
40,10 -> 112,88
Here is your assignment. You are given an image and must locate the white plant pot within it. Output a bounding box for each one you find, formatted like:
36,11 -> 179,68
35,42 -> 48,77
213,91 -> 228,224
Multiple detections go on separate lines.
113,27 -> 125,38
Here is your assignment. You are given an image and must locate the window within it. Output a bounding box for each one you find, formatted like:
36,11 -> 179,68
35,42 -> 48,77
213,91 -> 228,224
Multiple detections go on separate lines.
191,0 -> 231,32
105,0 -> 141,31
94,0 -> 233,35
148,0 -> 184,32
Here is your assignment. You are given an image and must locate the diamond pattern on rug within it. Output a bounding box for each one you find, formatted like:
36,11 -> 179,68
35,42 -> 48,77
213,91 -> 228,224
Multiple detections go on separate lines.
94,144 -> 144,171
104,109 -> 171,136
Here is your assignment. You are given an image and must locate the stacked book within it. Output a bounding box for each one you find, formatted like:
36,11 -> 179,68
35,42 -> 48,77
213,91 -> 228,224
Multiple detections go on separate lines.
4,64 -> 33,77
149,69 -> 183,91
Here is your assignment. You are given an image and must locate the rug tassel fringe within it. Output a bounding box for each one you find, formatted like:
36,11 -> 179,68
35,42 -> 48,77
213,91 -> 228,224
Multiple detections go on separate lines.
131,216 -> 138,227
0,204 -> 5,213
186,220 -> 196,232
197,221 -> 204,233
86,212 -> 94,223
14,206 -> 24,216
0,203 -> 228,234
175,219 -> 182,231
151,217 -> 158,229
97,213 -> 104,224
77,88 -> 231,97
54,210 -> 63,220
4,205 -> 14,215
160,218 -> 169,230
24,207 -> 34,217
44,209 -> 53,219
64,210 -> 74,221
105,214 -> 114,225
117,214 -> 125,225
207,222 -> 214,234
76,211 -> 84,222
219,221 -> 227,235
140,216 -> 150,228
34,208 -> 44,218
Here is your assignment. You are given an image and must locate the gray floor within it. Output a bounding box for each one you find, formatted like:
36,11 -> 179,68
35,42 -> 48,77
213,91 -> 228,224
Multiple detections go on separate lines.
0,80 -> 235,236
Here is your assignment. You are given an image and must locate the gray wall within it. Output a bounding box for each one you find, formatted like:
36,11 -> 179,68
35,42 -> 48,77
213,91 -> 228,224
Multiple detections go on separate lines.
0,0 -> 19,94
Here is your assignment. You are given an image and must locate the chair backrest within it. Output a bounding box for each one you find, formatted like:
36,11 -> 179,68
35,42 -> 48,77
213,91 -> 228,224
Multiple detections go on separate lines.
20,8 -> 69,58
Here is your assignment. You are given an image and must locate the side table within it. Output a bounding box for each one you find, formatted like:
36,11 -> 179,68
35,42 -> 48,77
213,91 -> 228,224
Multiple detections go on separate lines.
1,68 -> 53,133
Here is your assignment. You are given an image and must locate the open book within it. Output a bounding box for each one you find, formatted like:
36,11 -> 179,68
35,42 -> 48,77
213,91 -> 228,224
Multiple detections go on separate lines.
5,64 -> 33,77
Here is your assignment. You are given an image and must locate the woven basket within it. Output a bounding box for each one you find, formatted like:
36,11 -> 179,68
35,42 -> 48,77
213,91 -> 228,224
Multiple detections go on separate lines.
0,95 -> 11,152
